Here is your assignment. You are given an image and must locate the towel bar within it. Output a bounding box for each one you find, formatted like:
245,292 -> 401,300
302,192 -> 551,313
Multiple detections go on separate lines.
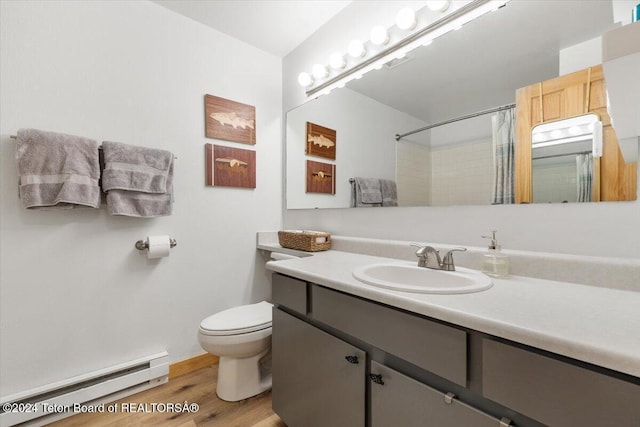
9,135 -> 177,159
135,238 -> 177,251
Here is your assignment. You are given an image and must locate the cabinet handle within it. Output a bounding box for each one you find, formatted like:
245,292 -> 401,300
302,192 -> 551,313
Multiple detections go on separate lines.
369,374 -> 384,385
344,355 -> 359,364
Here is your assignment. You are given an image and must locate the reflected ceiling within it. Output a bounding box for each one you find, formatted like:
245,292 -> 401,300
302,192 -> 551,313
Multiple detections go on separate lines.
347,0 -> 616,124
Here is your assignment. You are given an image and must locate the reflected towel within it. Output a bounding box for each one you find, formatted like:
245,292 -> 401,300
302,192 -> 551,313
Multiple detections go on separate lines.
380,179 -> 398,207
351,177 -> 383,207
16,128 -> 101,209
102,141 -> 174,217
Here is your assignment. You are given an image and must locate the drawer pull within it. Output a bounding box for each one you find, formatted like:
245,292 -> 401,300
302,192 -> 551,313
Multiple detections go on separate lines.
369,374 -> 385,385
499,417 -> 513,427
444,392 -> 456,404
345,355 -> 359,364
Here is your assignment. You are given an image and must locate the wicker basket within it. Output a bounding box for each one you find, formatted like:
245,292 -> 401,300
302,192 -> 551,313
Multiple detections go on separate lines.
278,230 -> 331,252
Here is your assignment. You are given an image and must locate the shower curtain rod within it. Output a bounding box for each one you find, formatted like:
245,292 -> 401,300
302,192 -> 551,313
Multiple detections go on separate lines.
395,103 -> 516,141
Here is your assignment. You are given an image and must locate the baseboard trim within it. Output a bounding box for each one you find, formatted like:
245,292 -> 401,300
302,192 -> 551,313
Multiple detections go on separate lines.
169,353 -> 219,379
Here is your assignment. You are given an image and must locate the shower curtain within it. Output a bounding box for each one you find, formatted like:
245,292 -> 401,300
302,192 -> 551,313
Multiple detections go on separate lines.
576,153 -> 593,203
491,108 -> 515,204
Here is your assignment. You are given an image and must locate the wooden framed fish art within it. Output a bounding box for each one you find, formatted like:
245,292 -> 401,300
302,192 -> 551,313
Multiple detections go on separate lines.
306,122 -> 336,160
306,160 -> 336,194
205,144 -> 256,188
205,94 -> 256,145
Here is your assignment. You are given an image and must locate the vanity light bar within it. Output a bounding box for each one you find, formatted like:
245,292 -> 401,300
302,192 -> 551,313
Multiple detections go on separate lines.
305,0 -> 511,98
531,114 -> 603,157
532,135 -> 593,149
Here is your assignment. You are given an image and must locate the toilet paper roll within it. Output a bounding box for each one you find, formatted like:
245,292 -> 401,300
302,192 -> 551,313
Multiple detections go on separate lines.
147,235 -> 171,259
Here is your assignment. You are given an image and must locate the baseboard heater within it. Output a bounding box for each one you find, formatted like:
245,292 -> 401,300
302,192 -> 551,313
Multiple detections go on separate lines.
0,351 -> 169,426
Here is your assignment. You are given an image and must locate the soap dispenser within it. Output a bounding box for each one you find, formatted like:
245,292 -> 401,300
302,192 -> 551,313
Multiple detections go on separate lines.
481,231 -> 509,278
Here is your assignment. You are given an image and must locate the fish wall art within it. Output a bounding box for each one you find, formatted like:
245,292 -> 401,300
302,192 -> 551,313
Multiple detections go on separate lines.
306,160 -> 336,194
306,122 -> 336,160
205,94 -> 256,145
205,144 -> 256,188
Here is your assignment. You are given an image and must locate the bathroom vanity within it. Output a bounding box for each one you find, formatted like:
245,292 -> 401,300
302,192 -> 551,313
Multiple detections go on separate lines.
266,250 -> 640,427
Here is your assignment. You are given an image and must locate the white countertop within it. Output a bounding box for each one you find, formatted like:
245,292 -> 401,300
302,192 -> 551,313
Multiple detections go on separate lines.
266,250 -> 640,378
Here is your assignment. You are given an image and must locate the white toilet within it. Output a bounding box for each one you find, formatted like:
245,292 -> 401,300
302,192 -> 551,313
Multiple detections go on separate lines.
198,301 -> 273,402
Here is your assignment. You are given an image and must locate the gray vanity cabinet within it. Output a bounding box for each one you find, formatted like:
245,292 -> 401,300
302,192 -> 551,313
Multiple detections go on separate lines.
482,339 -> 640,427
271,273 -> 640,427
311,284 -> 467,386
370,361 -> 501,427
272,308 -> 366,427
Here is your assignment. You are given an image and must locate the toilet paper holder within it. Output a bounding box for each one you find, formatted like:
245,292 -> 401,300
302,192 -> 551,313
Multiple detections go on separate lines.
135,237 -> 177,250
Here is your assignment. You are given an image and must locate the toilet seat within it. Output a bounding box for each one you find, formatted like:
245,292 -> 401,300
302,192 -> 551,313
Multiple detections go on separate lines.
200,301 -> 272,336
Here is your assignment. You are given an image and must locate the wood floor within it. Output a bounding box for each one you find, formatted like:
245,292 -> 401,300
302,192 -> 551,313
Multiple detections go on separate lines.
49,365 -> 286,427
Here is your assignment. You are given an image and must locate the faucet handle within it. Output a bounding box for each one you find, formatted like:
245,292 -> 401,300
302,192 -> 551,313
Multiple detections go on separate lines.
411,243 -> 427,267
410,242 -> 427,254
441,247 -> 467,271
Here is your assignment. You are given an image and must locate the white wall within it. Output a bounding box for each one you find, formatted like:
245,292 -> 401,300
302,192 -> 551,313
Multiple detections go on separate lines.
0,0 -> 281,396
283,2 -> 640,259
430,139 -> 494,206
286,88 -> 427,209
397,142 -> 431,206
559,36 -> 602,75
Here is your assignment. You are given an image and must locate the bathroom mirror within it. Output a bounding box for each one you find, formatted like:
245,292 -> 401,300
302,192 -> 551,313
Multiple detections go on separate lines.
286,0 -> 622,210
531,114 -> 603,203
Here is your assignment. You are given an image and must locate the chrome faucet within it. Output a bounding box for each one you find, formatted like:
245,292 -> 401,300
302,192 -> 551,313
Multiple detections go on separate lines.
411,244 -> 467,271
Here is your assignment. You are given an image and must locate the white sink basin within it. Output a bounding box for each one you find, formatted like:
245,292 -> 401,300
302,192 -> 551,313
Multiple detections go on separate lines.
352,262 -> 493,294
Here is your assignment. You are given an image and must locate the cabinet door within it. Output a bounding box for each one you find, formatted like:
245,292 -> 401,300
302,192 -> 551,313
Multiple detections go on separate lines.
483,339 -> 640,427
312,285 -> 467,386
272,308 -> 365,427
371,361 -> 503,427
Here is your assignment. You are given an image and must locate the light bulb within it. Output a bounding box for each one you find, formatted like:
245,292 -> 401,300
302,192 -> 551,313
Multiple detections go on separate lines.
396,8 -> 417,30
422,38 -> 433,47
532,133 -> 545,143
348,39 -> 366,58
550,129 -> 563,139
297,72 -> 313,88
329,52 -> 346,70
568,126 -> 581,136
370,25 -> 389,46
312,64 -> 328,79
426,1 -> 450,12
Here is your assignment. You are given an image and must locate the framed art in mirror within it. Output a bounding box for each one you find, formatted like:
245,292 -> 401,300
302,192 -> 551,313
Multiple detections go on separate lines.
306,122 -> 336,160
306,160 -> 336,194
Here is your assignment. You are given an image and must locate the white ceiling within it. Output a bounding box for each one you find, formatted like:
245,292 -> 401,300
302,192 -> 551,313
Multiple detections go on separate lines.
152,0 -> 351,57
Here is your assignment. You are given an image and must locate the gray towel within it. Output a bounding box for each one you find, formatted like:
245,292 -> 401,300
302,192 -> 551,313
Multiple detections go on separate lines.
380,179 -> 398,207
351,177 -> 383,208
16,129 -> 101,209
102,141 -> 174,217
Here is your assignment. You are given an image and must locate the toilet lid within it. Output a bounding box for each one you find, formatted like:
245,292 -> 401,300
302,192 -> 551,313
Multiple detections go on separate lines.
200,301 -> 273,335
